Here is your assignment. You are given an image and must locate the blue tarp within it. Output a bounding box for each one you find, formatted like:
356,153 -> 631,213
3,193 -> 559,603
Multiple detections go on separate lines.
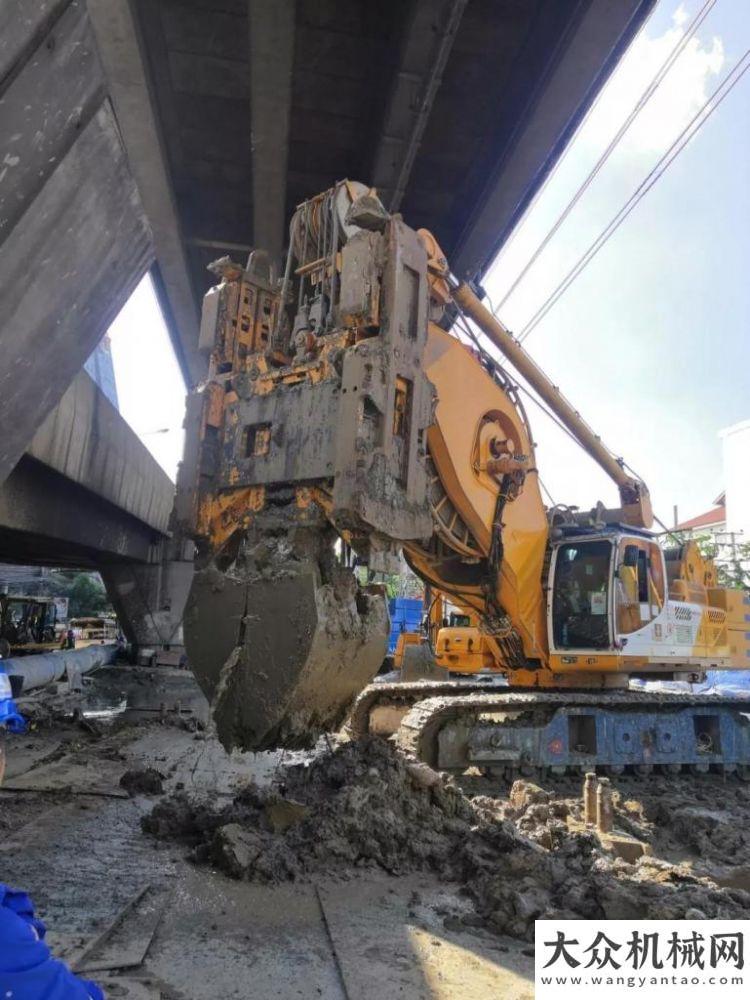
0,885 -> 103,999
0,665 -> 25,733
696,669 -> 750,696
631,670 -> 750,696
387,597 -> 424,655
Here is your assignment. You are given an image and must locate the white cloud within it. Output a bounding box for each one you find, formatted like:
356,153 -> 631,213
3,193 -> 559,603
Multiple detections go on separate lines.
578,5 -> 724,159
673,2 -> 690,28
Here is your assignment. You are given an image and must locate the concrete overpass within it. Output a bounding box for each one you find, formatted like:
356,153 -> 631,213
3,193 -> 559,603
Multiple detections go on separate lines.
91,0 -> 657,387
0,0 -> 655,649
5,371 -> 172,568
0,370 -> 191,648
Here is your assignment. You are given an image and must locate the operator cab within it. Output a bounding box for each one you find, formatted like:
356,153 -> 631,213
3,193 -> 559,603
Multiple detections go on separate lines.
549,531 -> 666,653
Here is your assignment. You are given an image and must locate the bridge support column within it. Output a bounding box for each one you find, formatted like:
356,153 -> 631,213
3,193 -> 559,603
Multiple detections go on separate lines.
99,538 -> 193,661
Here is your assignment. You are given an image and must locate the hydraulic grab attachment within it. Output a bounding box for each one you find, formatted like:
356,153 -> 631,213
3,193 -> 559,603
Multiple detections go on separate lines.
176,183 -> 437,749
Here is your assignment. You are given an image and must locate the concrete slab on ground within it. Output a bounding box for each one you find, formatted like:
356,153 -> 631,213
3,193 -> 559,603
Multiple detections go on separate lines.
318,875 -> 534,999
3,757 -> 129,797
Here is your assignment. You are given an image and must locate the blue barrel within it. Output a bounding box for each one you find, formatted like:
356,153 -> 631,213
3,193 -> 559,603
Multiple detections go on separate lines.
387,597 -> 424,654
0,666 -> 25,733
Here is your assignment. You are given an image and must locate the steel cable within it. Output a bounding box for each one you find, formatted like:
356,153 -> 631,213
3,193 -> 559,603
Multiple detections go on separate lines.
494,0 -> 717,315
518,45 -> 750,342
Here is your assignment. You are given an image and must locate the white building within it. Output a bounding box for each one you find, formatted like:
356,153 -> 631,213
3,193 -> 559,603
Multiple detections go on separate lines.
673,491 -> 726,538
674,420 -> 750,586
669,421 -> 750,692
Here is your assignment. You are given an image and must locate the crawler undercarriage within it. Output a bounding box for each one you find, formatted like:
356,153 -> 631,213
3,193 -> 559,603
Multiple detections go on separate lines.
350,681 -> 750,780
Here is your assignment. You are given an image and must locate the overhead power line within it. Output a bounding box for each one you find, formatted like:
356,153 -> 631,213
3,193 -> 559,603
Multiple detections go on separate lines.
489,2 -> 663,281
517,45 -> 750,343
494,0 -> 718,317
496,0 -> 718,315
494,0 -> 718,315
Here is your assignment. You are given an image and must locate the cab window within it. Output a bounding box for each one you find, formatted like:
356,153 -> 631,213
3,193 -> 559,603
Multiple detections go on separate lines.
552,540 -> 611,649
615,539 -> 665,634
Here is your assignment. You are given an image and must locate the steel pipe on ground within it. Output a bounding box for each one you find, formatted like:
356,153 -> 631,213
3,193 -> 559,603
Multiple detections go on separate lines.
4,644 -> 119,692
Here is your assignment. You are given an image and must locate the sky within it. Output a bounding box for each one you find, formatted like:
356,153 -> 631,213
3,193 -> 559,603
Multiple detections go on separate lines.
108,275 -> 186,480
480,0 -> 750,525
107,0 -> 750,527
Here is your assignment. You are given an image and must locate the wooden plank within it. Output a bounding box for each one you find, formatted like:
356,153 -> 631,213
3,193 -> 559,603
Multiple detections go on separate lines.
315,887 -> 352,1000
0,800 -> 79,852
77,890 -> 171,973
3,756 -> 129,797
4,737 -> 62,779
70,884 -> 152,972
315,877 -> 534,1000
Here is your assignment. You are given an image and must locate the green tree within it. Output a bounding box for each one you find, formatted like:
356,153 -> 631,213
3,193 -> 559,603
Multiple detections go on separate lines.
68,573 -> 111,617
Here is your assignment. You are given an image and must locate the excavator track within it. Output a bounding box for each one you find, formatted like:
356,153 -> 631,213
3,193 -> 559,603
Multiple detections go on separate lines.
353,686 -> 750,778
348,678 -> 505,739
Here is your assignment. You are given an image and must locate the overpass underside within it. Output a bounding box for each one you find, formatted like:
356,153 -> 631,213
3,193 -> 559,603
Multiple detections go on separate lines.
0,369 -> 191,650
0,0 -> 655,654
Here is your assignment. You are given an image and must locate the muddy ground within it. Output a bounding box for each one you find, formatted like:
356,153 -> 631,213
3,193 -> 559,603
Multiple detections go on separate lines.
1,666 -> 749,998
141,736 -> 750,940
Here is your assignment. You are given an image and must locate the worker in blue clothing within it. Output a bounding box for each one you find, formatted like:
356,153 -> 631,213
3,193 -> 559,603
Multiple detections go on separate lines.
0,666 -> 104,997
0,885 -> 104,999
0,663 -> 24,732
0,661 -> 25,784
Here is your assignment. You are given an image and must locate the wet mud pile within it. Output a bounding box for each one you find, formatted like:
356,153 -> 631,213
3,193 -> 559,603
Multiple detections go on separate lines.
120,766 -> 165,796
637,782 -> 750,860
143,738 -> 750,940
599,777 -> 750,889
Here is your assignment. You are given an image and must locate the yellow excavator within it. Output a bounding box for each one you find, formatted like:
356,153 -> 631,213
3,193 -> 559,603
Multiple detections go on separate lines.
0,595 -> 60,658
392,592 -> 493,677
176,181 -> 750,778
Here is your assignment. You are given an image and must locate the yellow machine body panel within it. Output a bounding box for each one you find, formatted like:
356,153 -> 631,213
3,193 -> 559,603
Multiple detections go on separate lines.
393,631 -> 422,670
710,589 -> 750,667
408,324 -> 549,663
434,625 -> 495,673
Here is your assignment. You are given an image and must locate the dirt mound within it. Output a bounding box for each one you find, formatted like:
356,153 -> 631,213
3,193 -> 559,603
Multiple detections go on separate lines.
144,738 -> 488,880
142,738 -> 750,940
120,766 -> 164,796
642,785 -> 750,860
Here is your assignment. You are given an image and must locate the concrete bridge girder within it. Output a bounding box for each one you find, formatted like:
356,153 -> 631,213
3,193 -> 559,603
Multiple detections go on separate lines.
0,452 -> 193,650
29,370 -> 174,536
0,0 -> 154,486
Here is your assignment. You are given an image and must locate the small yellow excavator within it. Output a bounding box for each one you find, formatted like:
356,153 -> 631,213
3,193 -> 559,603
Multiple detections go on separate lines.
391,591 -> 493,677
0,595 -> 60,658
176,181 -> 750,778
